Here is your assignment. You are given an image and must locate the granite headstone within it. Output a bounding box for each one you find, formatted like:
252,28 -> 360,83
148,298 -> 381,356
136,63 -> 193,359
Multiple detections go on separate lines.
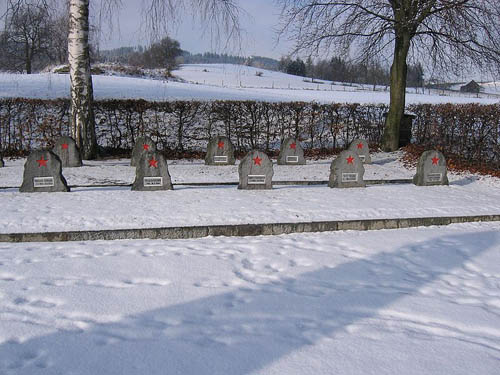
20,150 -> 70,193
131,136 -> 157,167
238,150 -> 274,190
413,150 -> 449,186
277,137 -> 306,165
328,150 -> 366,188
205,136 -> 236,165
52,136 -> 82,167
132,151 -> 173,191
0,156 -> 4,168
348,138 -> 371,164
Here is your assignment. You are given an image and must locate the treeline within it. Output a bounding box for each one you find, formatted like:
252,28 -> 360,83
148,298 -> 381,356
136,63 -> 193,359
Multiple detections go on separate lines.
0,2 -> 71,73
278,56 -> 425,88
1,99 -> 498,172
100,49 -> 281,72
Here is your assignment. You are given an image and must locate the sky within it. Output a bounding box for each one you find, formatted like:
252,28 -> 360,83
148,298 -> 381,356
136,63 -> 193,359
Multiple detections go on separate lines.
98,0 -> 292,59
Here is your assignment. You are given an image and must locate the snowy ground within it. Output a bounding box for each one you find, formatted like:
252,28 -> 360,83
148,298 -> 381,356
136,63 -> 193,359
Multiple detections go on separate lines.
0,222 -> 499,374
1,64 -> 498,104
1,152 -> 499,234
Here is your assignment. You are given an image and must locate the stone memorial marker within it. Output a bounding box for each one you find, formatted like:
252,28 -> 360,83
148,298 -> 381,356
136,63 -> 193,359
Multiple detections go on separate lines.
413,150 -> 449,186
0,156 -> 4,168
348,138 -> 371,164
132,151 -> 173,191
52,136 -> 82,167
328,150 -> 366,188
238,150 -> 273,190
131,136 -> 157,167
20,150 -> 70,193
205,136 -> 236,165
277,137 -> 306,165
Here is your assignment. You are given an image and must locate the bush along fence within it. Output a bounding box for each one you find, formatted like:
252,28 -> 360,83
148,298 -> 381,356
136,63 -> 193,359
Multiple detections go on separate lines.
0,98 -> 498,170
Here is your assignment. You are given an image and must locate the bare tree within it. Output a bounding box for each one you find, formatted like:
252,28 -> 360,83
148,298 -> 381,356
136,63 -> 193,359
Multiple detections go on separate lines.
1,0 -> 52,73
70,0 -> 240,159
2,0 -> 240,159
278,0 -> 500,151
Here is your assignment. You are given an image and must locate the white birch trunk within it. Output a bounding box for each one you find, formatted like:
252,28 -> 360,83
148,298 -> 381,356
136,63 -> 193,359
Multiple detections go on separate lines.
68,0 -> 97,159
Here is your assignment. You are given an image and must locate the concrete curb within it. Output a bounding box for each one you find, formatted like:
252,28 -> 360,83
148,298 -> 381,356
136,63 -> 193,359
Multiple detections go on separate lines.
1,214 -> 499,243
0,179 -> 413,190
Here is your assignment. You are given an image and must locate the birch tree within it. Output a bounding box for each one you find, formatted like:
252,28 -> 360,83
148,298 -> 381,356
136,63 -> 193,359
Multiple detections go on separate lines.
68,0 -> 96,159
3,0 -> 240,159
278,0 -> 500,151
71,0 -> 240,159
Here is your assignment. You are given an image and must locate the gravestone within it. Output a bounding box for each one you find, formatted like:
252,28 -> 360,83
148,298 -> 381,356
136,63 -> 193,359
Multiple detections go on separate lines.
205,136 -> 236,165
20,150 -> 70,193
238,150 -> 273,190
328,150 -> 366,188
52,136 -> 82,167
131,136 -> 157,167
348,138 -> 371,164
132,151 -> 173,191
277,137 -> 306,165
0,156 -> 4,168
413,150 -> 449,186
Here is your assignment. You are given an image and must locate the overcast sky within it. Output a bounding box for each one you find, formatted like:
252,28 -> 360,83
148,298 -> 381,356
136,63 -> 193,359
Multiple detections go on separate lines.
99,0 -> 291,59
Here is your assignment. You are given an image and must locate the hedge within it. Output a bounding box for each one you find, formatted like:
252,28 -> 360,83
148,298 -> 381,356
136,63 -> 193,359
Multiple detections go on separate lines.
0,98 -> 498,170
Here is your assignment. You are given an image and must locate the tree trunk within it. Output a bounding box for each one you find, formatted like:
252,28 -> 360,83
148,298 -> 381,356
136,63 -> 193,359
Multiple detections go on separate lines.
381,33 -> 410,151
68,0 -> 97,159
25,42 -> 32,74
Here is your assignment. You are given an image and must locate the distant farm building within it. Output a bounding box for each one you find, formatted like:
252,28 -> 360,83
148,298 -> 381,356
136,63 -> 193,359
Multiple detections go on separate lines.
460,80 -> 481,94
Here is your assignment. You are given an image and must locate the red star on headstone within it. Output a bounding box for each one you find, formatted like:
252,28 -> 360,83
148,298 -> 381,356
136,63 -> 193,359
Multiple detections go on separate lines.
253,156 -> 262,166
61,143 -> 69,150
346,155 -> 355,164
37,156 -> 48,167
432,156 -> 439,165
143,144 -> 150,151
290,142 -> 297,150
149,158 -> 158,168
357,143 -> 363,149
217,141 -> 225,149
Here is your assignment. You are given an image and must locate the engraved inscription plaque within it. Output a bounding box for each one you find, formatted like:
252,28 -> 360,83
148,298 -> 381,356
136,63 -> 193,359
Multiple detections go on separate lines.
33,177 -> 55,187
144,177 -> 163,187
286,156 -> 299,163
248,175 -> 266,185
427,173 -> 442,183
214,156 -> 228,163
341,173 -> 358,183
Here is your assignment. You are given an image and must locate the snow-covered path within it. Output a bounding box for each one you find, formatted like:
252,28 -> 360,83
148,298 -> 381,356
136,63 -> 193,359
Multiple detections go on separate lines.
0,223 -> 499,374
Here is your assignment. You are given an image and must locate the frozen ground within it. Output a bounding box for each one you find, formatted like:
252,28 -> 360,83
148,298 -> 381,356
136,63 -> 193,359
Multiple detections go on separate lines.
1,64 -> 497,104
0,222 -> 499,374
0,152 -> 499,234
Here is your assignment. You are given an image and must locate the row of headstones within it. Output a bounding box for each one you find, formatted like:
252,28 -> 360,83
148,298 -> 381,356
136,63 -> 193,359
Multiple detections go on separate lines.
15,134 -> 448,192
0,136 -> 80,169
238,149 -> 448,189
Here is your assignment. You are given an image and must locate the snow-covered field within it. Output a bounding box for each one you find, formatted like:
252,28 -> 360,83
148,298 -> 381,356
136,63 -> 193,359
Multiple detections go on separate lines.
0,222 -> 499,374
1,153 -> 499,234
1,64 -> 500,374
0,64 -> 498,104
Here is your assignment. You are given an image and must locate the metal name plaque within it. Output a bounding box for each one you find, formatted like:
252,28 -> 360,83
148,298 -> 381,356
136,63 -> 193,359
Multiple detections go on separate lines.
342,173 -> 358,183
144,177 -> 163,187
214,156 -> 228,163
427,173 -> 442,183
33,177 -> 55,187
359,155 -> 366,162
286,156 -> 299,163
248,175 -> 266,185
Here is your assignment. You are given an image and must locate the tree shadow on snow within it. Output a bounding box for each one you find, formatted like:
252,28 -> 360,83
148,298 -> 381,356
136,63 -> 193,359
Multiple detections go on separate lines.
0,230 -> 497,374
